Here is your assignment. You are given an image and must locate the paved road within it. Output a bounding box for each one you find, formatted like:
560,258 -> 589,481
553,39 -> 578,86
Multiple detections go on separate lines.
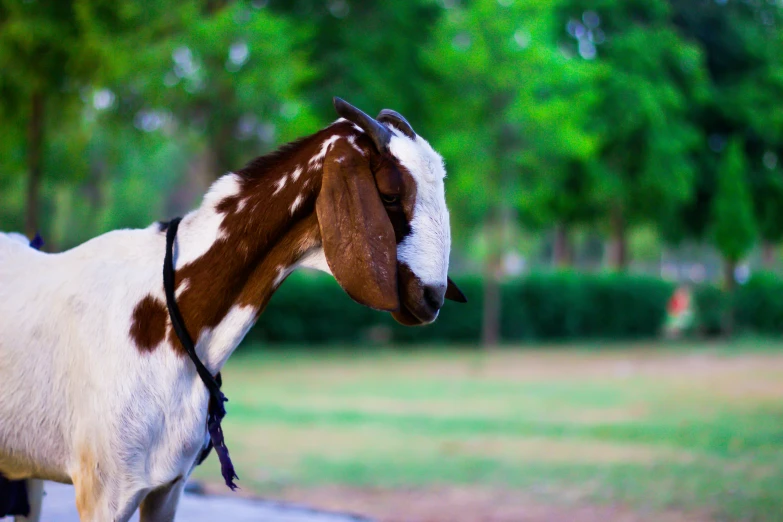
3,482 -> 373,522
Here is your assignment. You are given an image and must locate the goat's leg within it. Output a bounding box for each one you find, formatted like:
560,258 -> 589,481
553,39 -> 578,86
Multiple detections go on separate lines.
138,477 -> 186,522
72,477 -> 146,522
13,479 -> 43,522
72,451 -> 146,522
71,448 -> 104,522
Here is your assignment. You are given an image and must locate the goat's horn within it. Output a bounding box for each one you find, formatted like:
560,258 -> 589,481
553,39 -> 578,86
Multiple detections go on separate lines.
333,97 -> 391,153
377,109 -> 416,139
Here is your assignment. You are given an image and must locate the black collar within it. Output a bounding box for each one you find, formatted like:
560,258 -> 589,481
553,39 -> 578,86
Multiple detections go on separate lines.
163,217 -> 238,490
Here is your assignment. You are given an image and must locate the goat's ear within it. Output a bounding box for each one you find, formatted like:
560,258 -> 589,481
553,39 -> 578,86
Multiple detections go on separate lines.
316,146 -> 399,312
445,277 -> 467,303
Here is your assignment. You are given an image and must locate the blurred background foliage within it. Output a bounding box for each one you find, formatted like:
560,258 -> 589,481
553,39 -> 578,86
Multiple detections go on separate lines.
2,0 -> 783,344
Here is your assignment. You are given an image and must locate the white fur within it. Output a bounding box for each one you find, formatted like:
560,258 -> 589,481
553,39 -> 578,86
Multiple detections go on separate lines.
308,135 -> 341,170
175,173 -> 242,266
290,194 -> 303,215
6,232 -> 30,245
175,277 -> 190,298
197,304 -> 257,373
273,265 -> 289,287
387,128 -> 451,287
0,225 -> 209,521
291,165 -> 303,182
273,174 -> 288,195
236,197 -> 247,213
347,135 -> 365,156
271,247 -> 332,291
298,247 -> 332,275
336,118 -> 364,134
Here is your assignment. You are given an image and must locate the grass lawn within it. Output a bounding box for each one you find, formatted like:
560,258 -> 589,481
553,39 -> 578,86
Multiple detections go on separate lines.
192,340 -> 783,521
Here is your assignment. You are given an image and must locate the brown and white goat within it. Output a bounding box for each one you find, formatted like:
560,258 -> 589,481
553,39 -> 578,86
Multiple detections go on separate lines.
0,98 -> 465,521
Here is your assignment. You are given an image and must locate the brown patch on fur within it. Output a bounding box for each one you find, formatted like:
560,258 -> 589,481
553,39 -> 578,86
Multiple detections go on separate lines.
163,123 -> 368,354
236,212 -> 322,317
130,295 -> 167,353
73,447 -> 102,521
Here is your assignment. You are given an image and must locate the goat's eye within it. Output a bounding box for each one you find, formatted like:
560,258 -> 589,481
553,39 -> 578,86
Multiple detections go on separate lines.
381,193 -> 400,205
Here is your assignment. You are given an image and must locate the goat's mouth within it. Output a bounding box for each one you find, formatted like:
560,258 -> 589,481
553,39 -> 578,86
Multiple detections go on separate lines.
392,300 -> 438,326
391,264 -> 439,326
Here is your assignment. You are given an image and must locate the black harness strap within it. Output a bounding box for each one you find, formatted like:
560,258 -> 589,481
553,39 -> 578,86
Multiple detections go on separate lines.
194,370 -> 223,466
163,217 -> 238,490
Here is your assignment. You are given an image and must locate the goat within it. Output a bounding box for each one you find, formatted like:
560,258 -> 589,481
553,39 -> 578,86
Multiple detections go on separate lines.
0,98 -> 466,522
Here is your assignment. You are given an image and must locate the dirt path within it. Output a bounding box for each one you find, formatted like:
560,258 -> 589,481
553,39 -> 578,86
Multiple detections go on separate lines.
272,485 -> 711,522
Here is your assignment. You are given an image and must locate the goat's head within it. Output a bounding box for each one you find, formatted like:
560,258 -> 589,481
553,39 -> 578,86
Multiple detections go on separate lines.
316,97 -> 466,326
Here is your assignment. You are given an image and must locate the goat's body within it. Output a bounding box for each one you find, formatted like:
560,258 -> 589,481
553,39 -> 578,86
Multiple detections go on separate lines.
0,226 -> 211,516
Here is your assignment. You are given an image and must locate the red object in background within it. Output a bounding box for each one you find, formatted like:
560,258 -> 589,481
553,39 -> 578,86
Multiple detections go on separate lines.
668,287 -> 691,316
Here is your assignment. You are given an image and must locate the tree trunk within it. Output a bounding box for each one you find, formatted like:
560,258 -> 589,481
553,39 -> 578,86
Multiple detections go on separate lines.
722,259 -> 736,337
25,91 -> 44,239
762,242 -> 777,270
608,205 -> 628,270
481,254 -> 500,348
552,223 -> 572,267
481,214 -> 503,348
481,266 -> 501,348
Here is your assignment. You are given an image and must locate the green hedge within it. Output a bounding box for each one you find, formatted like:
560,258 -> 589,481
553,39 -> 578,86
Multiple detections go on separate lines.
691,272 -> 783,336
245,271 -> 676,346
735,272 -> 783,334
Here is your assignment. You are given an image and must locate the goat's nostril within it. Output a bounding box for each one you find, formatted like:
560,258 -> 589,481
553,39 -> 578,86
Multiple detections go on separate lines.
424,285 -> 446,311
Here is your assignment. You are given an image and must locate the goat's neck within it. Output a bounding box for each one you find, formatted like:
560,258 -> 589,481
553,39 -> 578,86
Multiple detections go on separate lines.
168,130 -> 339,372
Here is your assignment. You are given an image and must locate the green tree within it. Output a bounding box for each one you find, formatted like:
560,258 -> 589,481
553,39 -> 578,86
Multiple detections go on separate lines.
556,0 -> 708,269
121,1 -> 316,187
0,0 -> 81,237
269,0 -> 441,125
35,1 -> 318,247
752,163 -> 783,267
425,0 -> 598,344
663,0 -> 783,263
711,138 -> 756,334
0,0 -> 172,239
